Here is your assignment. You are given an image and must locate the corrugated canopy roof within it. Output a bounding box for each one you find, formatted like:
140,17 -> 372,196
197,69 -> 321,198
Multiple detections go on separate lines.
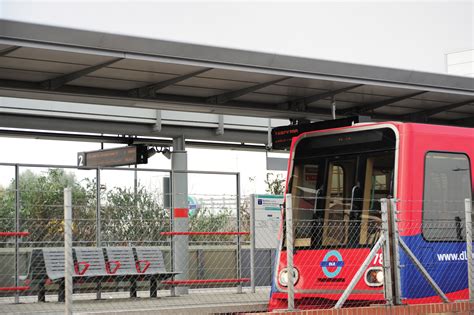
0,19 -> 473,128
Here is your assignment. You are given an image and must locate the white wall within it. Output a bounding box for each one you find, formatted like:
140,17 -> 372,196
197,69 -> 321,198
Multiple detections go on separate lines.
446,49 -> 474,77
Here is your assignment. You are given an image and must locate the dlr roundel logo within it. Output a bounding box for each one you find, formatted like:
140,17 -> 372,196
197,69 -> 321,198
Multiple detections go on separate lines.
320,250 -> 344,278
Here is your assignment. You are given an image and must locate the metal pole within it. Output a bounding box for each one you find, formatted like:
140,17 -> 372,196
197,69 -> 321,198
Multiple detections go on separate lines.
171,136 -> 189,295
390,199 -> 402,305
134,164 -> 138,197
381,199 -> 393,305
285,194 -> 294,311
236,173 -> 242,294
399,238 -> 449,303
465,198 -> 473,302
64,188 -> 73,315
14,165 -> 20,304
169,171 -> 176,297
250,194 -> 256,293
335,235 -> 385,309
95,168 -> 102,300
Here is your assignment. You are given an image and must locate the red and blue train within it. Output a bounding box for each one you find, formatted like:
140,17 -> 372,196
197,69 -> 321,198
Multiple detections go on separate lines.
269,121 -> 473,310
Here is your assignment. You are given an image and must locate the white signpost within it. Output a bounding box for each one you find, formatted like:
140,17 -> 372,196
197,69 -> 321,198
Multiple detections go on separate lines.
250,194 -> 284,292
251,194 -> 284,249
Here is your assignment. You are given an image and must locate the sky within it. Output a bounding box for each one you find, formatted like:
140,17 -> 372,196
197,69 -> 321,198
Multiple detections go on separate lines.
0,0 -> 473,197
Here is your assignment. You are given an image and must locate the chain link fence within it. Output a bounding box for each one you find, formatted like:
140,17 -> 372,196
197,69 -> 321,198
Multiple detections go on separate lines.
0,164 -> 272,314
0,164 -> 472,314
275,195 -> 473,311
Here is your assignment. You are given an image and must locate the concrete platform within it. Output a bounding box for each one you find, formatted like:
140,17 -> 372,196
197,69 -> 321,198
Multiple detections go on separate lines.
0,287 -> 270,314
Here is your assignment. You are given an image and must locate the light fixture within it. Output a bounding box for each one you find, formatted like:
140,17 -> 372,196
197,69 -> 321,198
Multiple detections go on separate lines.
278,267 -> 299,287
365,267 -> 383,287
162,148 -> 171,160
146,147 -> 157,158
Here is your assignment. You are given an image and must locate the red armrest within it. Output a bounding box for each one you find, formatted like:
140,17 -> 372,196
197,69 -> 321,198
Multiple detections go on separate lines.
74,261 -> 90,275
106,261 -> 121,274
136,260 -> 151,274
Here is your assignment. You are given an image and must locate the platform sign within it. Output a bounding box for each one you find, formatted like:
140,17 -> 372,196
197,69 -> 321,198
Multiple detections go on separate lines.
271,116 -> 367,150
252,194 -> 284,249
77,145 -> 148,168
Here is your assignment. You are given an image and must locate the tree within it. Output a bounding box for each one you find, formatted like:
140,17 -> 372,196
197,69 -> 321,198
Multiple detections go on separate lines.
264,172 -> 286,195
0,168 -> 237,247
100,185 -> 168,246
0,169 -> 96,245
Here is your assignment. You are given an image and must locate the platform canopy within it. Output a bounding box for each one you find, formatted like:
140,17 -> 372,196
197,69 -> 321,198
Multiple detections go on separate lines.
0,19 -> 473,139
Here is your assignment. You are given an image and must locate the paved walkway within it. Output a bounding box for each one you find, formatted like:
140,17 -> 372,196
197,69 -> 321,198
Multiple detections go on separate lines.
1,287 -> 270,314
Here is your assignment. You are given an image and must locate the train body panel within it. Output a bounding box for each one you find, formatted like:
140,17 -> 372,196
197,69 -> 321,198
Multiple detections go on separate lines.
269,122 -> 473,310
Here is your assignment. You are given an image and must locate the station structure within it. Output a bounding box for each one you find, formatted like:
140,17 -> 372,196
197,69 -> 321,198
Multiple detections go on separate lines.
0,19 -> 473,295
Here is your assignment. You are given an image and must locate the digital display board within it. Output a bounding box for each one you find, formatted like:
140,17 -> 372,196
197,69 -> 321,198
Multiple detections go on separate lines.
77,145 -> 148,168
271,116 -> 367,150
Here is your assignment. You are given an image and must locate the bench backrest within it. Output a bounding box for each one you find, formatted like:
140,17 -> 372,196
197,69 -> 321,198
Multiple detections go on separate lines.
74,247 -> 107,277
134,247 -> 167,274
104,247 -> 137,275
28,248 -> 46,281
42,248 -> 65,280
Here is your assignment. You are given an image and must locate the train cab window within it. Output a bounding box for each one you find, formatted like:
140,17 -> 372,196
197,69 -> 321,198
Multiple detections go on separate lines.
287,128 -> 396,250
359,154 -> 393,245
322,161 -> 355,246
423,152 -> 472,241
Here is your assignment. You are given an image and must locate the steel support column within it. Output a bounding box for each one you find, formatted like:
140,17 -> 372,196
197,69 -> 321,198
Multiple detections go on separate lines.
14,165 -> 20,304
171,136 -> 189,295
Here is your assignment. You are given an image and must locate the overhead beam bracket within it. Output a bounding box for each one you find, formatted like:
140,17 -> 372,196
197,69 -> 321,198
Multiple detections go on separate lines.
278,84 -> 363,111
0,46 -> 21,56
405,99 -> 474,122
130,68 -> 212,98
41,58 -> 123,90
206,77 -> 289,104
342,91 -> 427,115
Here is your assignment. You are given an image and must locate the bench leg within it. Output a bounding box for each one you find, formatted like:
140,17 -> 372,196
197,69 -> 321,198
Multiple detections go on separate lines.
58,280 -> 65,303
130,279 -> 137,298
96,282 -> 102,300
150,277 -> 158,298
38,281 -> 46,302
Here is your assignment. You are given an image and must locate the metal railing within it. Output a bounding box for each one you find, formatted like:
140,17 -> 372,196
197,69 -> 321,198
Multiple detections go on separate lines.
281,194 -> 473,311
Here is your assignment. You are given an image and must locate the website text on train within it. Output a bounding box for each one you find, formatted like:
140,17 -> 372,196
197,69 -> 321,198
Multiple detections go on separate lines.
269,118 -> 474,310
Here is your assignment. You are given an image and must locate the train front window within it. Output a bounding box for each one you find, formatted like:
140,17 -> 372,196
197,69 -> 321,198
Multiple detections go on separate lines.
288,128 -> 396,249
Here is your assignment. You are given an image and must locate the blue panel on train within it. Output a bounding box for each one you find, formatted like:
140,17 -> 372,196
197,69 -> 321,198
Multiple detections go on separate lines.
400,234 -> 468,299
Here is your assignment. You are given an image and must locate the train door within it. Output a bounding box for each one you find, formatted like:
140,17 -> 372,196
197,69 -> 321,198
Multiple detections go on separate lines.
322,158 -> 359,247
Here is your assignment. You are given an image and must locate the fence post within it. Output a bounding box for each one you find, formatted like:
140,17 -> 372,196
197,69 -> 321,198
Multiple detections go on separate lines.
250,194 -> 256,293
236,173 -> 242,294
95,168 -> 102,300
465,198 -> 473,302
285,194 -> 294,310
14,164 -> 20,304
64,187 -> 73,315
381,199 -> 393,305
390,199 -> 402,305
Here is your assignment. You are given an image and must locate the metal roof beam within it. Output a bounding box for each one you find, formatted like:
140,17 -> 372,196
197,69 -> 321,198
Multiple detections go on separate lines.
278,84 -> 363,111
206,77 -> 289,104
404,99 -> 474,122
0,112 -> 269,144
0,78 -> 326,120
0,128 -> 271,151
41,58 -> 123,90
0,46 -> 20,56
130,68 -> 212,98
342,91 -> 427,115
0,78 -> 461,125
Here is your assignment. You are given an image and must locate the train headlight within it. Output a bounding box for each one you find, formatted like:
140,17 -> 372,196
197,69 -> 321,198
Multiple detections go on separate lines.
278,267 -> 299,287
365,267 -> 383,287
